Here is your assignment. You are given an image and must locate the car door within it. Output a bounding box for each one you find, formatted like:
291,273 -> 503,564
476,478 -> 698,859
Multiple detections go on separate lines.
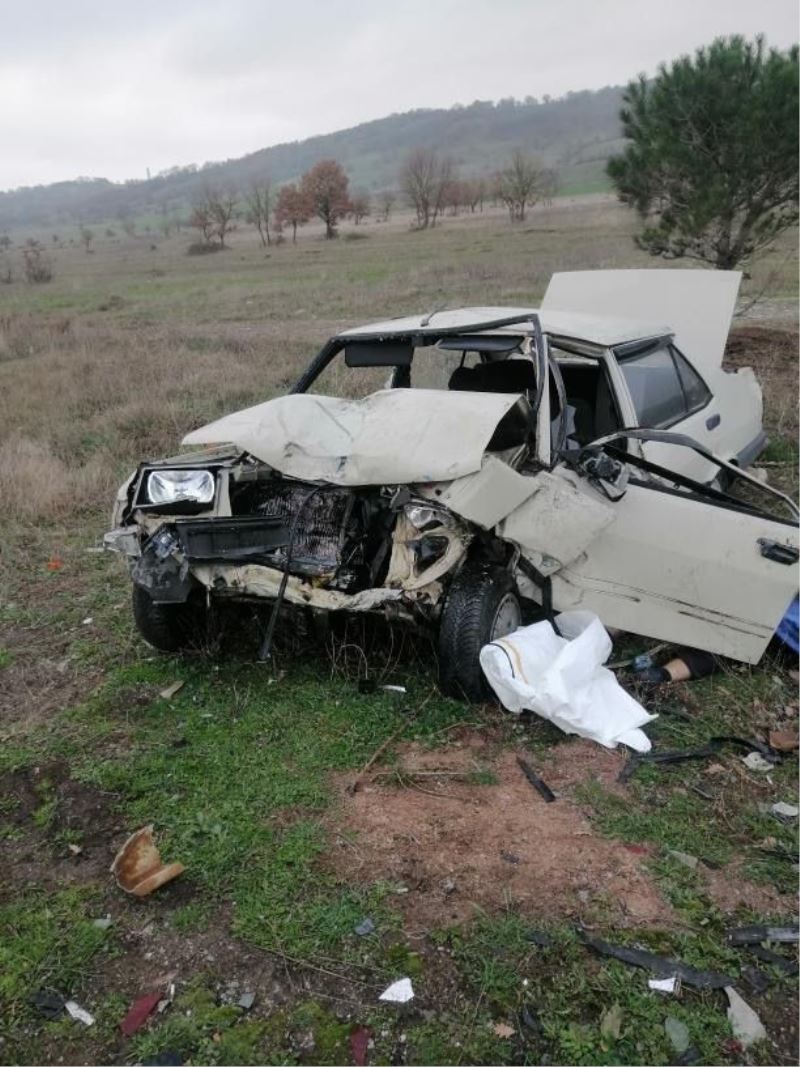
549,447 -> 798,664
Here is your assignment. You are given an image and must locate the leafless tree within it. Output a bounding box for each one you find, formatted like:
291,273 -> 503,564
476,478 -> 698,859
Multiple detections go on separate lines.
349,190 -> 371,225
495,150 -> 545,222
377,189 -> 396,221
245,178 -> 273,247
190,188 -> 238,247
400,148 -> 455,229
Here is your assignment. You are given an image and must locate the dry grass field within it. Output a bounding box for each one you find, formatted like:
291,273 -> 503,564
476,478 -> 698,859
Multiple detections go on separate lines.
0,196 -> 798,1066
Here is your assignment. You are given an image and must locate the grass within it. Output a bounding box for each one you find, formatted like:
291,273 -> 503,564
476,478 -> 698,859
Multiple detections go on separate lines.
0,196 -> 797,1064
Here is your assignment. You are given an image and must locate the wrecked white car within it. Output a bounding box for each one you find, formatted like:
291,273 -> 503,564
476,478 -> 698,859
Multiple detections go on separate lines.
106,270 -> 799,699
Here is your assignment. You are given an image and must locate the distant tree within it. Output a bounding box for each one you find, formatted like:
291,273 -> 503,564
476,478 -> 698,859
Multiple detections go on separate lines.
400,148 -> 454,228
607,36 -> 799,269
378,189 -> 396,221
300,159 -> 351,238
245,178 -> 273,247
23,243 -> 53,283
274,183 -> 310,243
190,188 -> 237,248
465,177 -> 487,213
80,226 -> 94,252
349,190 -> 371,225
539,168 -> 560,207
495,150 -> 544,222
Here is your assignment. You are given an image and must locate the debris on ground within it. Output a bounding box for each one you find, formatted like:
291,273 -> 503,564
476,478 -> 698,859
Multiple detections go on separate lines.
742,752 -> 775,773
29,991 -> 66,1019
578,932 -> 734,988
349,1025 -> 371,1066
769,727 -> 799,752
599,1002 -> 623,1040
744,944 -> 797,973
159,680 -> 185,700
65,1000 -> 95,1026
516,756 -> 556,802
480,612 -> 655,751
237,991 -> 256,1011
727,924 -> 799,945
648,976 -> 681,995
771,802 -> 799,820
741,966 -> 772,995
664,1016 -> 690,1055
120,991 -> 162,1036
93,915 -> 113,929
725,986 -> 767,1048
379,977 -> 414,1004
354,917 -> 375,937
111,825 -> 186,896
619,734 -> 780,782
666,849 -> 698,870
381,684 -> 407,694
492,1021 -> 516,1039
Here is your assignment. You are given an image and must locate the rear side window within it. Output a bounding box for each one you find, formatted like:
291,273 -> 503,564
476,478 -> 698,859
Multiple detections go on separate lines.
618,342 -> 711,428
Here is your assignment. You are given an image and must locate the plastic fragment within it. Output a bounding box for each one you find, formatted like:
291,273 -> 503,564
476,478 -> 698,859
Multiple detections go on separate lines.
237,991 -> 256,1011
648,975 -> 680,995
29,991 -> 66,1019
65,1000 -> 95,1026
516,757 -> 556,802
666,849 -> 698,870
379,977 -> 414,1004
742,752 -> 773,772
354,918 -> 376,937
159,681 -> 185,700
578,932 -> 733,988
121,991 -> 162,1036
725,986 -> 766,1048
728,924 -> 799,945
93,916 -> 113,929
111,825 -> 185,896
664,1016 -> 690,1054
350,1025 -> 371,1065
771,802 -> 798,820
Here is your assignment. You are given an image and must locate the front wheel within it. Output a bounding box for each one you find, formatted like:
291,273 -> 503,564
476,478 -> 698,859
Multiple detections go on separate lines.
437,563 -> 522,702
131,584 -> 205,653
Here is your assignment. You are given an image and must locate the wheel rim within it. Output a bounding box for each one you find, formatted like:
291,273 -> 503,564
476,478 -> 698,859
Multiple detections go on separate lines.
490,592 -> 521,641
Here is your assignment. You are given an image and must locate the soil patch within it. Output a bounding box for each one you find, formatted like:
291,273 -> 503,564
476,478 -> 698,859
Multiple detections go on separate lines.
325,735 -> 674,934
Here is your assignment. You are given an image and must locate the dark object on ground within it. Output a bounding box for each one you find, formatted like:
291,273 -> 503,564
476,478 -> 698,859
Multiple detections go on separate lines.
516,757 -> 556,802
635,647 -> 720,686
728,925 -> 799,945
519,1003 -> 542,1034
678,1047 -> 701,1065
745,945 -> 797,974
143,1053 -> 184,1066
29,991 -> 66,1019
619,735 -> 780,782
577,931 -> 735,988
120,991 -> 162,1036
132,585 -> 204,652
740,966 -> 772,995
525,930 -> 556,946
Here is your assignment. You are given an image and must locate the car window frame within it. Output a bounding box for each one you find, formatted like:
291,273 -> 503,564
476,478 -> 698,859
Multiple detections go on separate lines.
612,337 -> 712,432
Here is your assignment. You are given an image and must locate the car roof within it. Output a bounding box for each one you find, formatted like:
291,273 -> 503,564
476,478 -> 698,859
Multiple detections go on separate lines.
336,306 -> 671,348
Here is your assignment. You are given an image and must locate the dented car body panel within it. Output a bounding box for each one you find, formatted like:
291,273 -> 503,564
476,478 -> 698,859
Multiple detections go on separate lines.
107,271 -> 798,686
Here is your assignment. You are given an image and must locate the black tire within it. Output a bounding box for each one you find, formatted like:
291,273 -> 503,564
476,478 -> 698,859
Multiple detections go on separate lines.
131,584 -> 204,653
438,562 -> 521,702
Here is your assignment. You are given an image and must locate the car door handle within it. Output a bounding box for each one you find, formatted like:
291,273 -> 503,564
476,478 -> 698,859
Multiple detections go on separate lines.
706,413 -> 721,430
758,538 -> 799,565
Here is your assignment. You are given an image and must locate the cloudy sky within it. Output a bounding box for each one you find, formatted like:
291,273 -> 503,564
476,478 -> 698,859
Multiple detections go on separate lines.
1,0 -> 797,191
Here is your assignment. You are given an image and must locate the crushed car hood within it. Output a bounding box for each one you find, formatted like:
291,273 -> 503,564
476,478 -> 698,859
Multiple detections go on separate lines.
182,388 -> 523,486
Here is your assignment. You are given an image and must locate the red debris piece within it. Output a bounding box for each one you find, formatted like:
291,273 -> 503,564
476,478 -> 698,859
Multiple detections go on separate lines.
120,991 -> 162,1036
623,843 -> 649,855
350,1025 -> 371,1066
46,557 -> 63,572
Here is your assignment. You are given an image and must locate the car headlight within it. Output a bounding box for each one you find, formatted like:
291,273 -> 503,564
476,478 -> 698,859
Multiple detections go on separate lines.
146,469 -> 215,505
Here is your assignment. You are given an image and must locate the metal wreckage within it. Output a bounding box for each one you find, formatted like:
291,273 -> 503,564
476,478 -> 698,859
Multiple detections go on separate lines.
106,270 -> 799,699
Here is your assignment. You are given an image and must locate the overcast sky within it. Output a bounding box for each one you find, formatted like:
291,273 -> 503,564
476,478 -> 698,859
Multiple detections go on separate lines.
1,0 -> 797,191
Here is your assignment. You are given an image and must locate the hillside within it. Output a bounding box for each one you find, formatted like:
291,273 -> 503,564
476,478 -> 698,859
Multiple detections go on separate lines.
0,86 -> 624,230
